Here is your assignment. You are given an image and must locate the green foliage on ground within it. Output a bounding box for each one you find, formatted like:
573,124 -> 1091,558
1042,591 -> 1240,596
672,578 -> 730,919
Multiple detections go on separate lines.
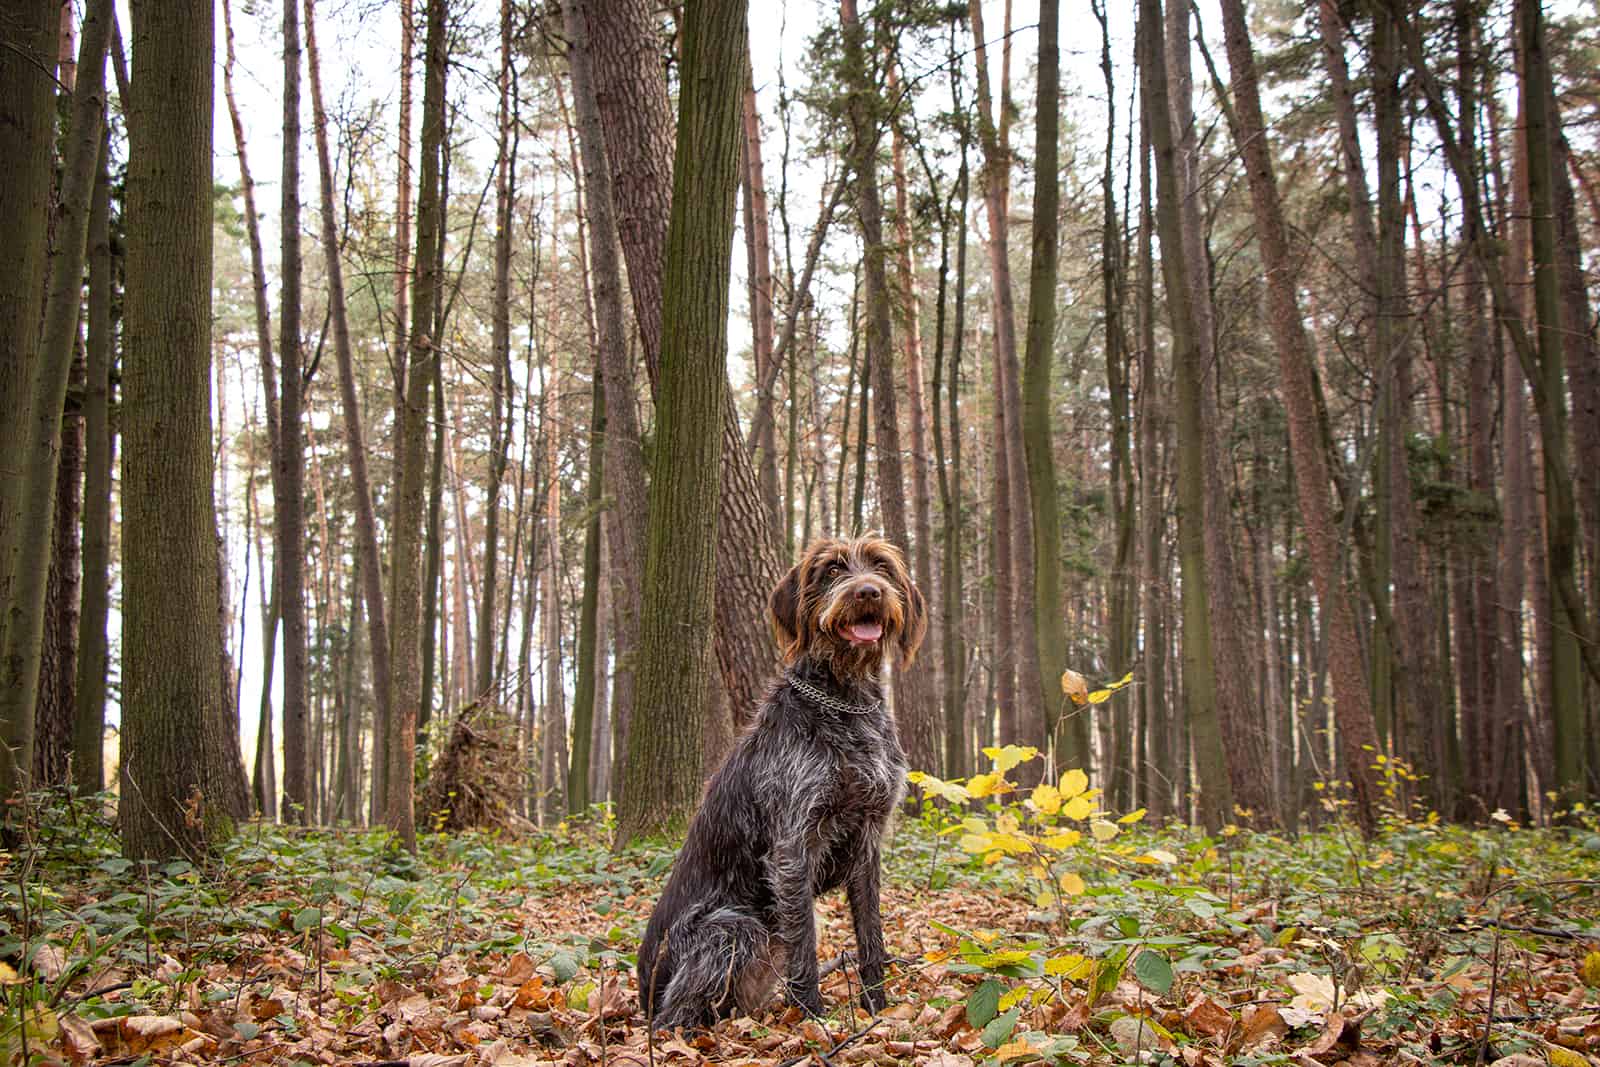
4,784 -> 1598,1064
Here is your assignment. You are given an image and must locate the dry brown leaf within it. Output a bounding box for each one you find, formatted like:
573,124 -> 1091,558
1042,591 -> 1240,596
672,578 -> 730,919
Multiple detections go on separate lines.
1241,1003 -> 1289,1049
1184,995 -> 1235,1041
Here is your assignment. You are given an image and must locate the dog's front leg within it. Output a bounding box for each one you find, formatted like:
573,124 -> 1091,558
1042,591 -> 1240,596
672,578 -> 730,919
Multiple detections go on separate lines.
845,829 -> 889,1014
771,828 -> 824,1016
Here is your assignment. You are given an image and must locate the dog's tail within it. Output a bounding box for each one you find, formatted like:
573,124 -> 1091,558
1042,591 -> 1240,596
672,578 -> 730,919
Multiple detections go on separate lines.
649,905 -> 777,1031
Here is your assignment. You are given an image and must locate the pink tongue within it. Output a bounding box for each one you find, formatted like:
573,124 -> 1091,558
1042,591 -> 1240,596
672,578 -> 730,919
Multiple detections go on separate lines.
847,620 -> 883,644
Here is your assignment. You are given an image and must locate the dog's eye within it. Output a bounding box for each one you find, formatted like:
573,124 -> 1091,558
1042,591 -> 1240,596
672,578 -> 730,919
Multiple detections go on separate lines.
825,561 -> 844,578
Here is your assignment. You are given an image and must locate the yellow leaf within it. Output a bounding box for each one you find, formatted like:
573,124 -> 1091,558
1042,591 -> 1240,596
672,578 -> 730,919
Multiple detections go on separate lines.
996,811 -> 1021,834
1045,954 -> 1093,980
967,772 -> 1013,799
1030,783 -> 1062,814
1059,768 -> 1089,799
982,744 -> 1039,773
1062,795 -> 1094,821
998,982 -> 1033,1009
1061,668 -> 1089,703
1547,1043 -> 1588,1067
1041,830 -> 1082,849
1059,871 -> 1086,895
1581,950 -> 1600,987
1118,808 -> 1147,825
907,771 -> 971,804
1034,888 -> 1057,907
1091,820 -> 1120,842
959,833 -> 992,854
0,962 -> 17,984
1137,848 -> 1179,864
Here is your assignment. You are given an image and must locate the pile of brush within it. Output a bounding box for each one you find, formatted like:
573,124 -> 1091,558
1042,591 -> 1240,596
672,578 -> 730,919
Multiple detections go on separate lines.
419,701 -> 532,833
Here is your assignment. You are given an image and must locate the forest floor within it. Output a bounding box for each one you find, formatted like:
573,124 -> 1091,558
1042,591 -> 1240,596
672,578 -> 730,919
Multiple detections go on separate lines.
9,788 -> 1600,1067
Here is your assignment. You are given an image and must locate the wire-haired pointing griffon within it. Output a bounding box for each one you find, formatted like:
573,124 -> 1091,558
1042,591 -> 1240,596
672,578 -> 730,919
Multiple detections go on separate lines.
638,535 -> 926,1030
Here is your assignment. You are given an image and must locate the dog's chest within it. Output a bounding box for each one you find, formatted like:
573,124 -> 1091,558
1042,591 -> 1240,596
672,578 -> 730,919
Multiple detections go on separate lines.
827,728 -> 906,820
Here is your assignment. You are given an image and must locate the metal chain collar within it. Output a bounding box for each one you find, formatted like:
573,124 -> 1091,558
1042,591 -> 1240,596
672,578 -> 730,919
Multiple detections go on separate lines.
785,672 -> 882,717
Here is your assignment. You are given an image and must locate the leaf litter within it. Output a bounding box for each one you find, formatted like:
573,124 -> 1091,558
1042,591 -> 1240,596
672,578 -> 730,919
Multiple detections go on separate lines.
9,791 -> 1600,1065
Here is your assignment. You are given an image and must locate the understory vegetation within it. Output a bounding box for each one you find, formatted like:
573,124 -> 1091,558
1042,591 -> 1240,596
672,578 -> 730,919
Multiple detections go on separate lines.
10,778 -> 1599,1066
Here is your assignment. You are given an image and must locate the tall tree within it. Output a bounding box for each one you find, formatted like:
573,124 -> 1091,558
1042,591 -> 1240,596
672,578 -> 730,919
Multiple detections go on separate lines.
616,0 -> 747,846
1518,0 -> 1585,801
73,133 -> 114,794
387,0 -> 447,852
304,0 -> 394,797
477,0 -> 516,700
585,0 -> 782,731
837,0 -> 940,776
277,0 -> 310,822
1166,0 -> 1271,822
1021,0 -> 1089,773
121,0 -> 241,859
569,0 -> 648,807
0,0 -> 110,798
1137,0 -> 1232,829
967,0 -> 1024,759
0,0 -> 58,805
1217,0 -> 1381,832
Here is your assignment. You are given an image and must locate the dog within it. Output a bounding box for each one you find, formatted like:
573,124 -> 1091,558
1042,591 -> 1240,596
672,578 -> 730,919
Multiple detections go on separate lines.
637,535 -> 926,1030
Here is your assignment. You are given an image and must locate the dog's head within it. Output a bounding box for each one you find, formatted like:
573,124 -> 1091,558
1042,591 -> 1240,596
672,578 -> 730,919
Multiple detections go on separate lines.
769,535 -> 926,677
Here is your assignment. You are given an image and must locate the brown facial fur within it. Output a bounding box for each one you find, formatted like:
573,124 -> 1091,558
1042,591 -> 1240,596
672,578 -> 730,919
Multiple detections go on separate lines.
769,535 -> 926,678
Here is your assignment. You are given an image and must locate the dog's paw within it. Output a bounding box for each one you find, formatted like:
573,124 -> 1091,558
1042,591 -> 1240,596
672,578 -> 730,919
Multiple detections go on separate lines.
787,982 -> 825,1017
860,984 -> 887,1015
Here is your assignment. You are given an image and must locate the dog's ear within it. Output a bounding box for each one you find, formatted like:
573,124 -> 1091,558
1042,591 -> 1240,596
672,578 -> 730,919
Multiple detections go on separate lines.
898,577 -> 928,667
769,563 -> 804,663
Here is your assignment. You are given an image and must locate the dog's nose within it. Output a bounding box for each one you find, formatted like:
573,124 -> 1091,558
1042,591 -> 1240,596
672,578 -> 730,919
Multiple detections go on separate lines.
856,583 -> 882,601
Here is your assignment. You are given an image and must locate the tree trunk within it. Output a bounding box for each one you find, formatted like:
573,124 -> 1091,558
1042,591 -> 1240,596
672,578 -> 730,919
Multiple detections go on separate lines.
887,61 -> 938,708
1022,0 -> 1085,775
568,0 -> 647,811
742,70 -> 782,544
1217,0 -> 1380,832
121,0 -> 239,859
541,384 -> 567,823
1135,85 -> 1172,818
838,0 -> 940,777
1138,0 -> 1232,830
387,0 -> 447,852
1166,0 -> 1271,824
73,134 -> 114,794
569,370 -> 604,814
931,36 -> 970,776
276,0 -> 310,823
1092,0 -> 1137,806
615,0 -> 745,846
478,0 -> 516,701
1518,0 -> 1586,803
304,0 -> 394,785
0,0 -> 109,799
585,0 -> 782,734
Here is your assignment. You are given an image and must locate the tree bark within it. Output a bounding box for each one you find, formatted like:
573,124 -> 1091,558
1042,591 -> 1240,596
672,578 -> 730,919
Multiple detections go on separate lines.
615,0 -> 745,846
1518,0 -> 1585,803
1138,0 -> 1232,830
567,0 -> 647,811
742,70 -> 782,544
73,133 -> 114,794
1217,0 -> 1380,832
0,0 -> 58,804
0,0 -> 109,799
1021,0 -> 1086,777
569,371 -> 604,814
478,0 -> 516,701
121,0 -> 240,859
585,0 -> 782,734
387,0 -> 447,852
276,0 -> 310,823
304,0 -> 395,788
839,0 -> 940,776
